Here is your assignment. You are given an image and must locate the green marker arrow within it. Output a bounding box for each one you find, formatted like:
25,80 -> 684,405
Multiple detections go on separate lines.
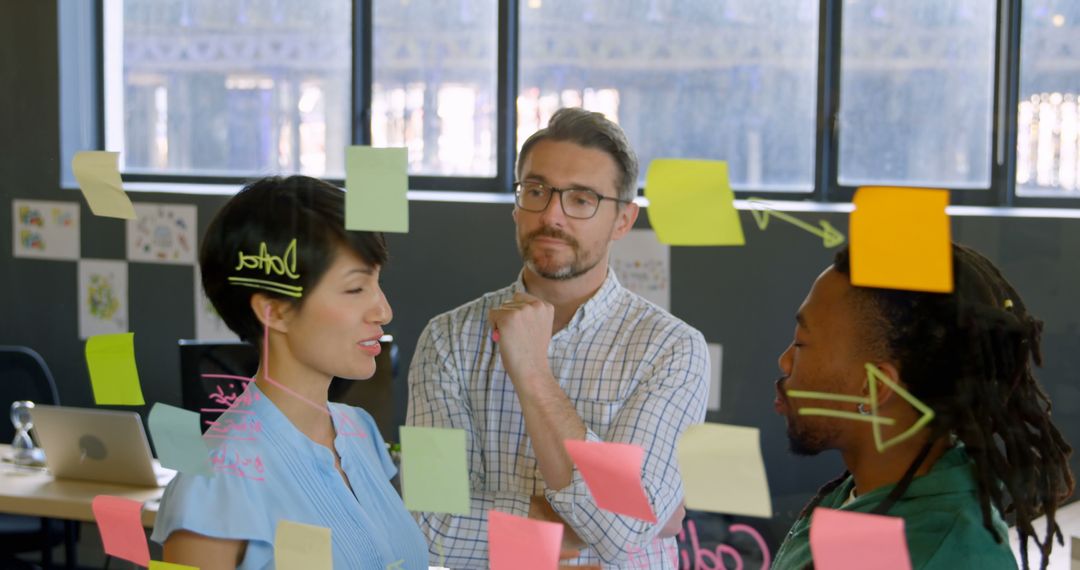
748,198 -> 846,248
785,363 -> 935,452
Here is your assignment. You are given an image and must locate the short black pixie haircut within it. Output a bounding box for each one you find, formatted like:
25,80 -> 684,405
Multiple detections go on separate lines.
199,175 -> 388,345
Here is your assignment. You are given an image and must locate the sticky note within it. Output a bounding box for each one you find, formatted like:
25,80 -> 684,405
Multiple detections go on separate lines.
850,187 -> 952,293
72,151 -> 136,219
150,562 -> 199,570
91,495 -> 150,567
275,520 -> 332,570
85,332 -> 144,406
147,403 -> 214,477
345,146 -> 408,233
488,510 -> 563,570
676,423 -> 772,518
1071,536 -> 1079,569
563,440 -> 657,522
810,508 -> 912,570
643,159 -> 744,246
399,426 -> 470,515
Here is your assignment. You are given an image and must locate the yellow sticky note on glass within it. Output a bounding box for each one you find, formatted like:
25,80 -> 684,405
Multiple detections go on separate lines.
850,187 -> 953,293
72,151 -> 136,220
275,520 -> 332,570
400,426 -> 470,515
85,333 -> 144,406
150,562 -> 200,570
345,146 -> 408,233
676,423 -> 772,518
644,159 -> 744,246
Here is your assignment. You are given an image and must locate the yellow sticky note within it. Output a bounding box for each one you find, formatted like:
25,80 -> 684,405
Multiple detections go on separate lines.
150,562 -> 199,570
275,520 -> 332,570
644,159 -> 744,246
345,146 -> 408,233
676,423 -> 772,518
85,333 -> 144,406
72,151 -> 136,220
850,187 -> 953,293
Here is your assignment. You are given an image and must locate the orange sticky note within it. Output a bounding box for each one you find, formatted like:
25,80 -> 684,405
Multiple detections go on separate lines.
644,159 -> 745,246
850,187 -> 952,293
488,510 -> 563,570
91,495 -> 150,567
563,440 -> 657,522
810,508 -> 912,570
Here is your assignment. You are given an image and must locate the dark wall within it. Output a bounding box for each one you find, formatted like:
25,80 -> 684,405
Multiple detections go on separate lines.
4,1 -> 1079,550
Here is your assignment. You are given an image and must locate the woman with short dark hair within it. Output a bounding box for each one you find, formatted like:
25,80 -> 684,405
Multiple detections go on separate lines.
152,175 -> 429,569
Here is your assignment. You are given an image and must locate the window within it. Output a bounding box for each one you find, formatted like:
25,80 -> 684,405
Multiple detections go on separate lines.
105,0 -> 352,178
1016,0 -> 1080,197
75,0 -> 1080,204
519,0 -> 820,192
372,0 -> 499,177
837,0 -> 996,189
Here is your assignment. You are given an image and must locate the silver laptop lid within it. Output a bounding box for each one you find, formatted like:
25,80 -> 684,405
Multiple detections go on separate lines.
29,405 -> 161,487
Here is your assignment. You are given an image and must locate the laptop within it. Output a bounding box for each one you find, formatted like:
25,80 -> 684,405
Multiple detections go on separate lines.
29,405 -> 171,487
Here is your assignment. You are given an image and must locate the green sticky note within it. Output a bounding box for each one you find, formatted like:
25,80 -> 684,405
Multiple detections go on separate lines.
85,333 -> 144,406
644,159 -> 745,246
149,562 -> 200,570
72,151 -> 136,220
275,520 -> 332,570
147,403 -> 214,477
400,426 -> 470,515
345,146 -> 408,233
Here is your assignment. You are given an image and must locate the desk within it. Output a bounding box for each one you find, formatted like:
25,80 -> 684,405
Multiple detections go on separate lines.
0,444 -> 172,528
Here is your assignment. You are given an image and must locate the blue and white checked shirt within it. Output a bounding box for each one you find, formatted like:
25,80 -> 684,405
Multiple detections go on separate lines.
407,270 -> 709,569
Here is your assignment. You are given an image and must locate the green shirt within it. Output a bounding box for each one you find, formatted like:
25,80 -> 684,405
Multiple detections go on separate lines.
771,446 -> 1017,569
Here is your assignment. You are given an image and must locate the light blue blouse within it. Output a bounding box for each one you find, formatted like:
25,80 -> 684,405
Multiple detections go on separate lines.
151,382 -> 429,569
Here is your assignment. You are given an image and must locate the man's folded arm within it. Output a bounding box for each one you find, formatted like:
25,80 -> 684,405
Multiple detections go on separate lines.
545,327 -> 710,564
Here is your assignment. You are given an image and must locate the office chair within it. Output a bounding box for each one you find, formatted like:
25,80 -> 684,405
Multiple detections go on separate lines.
0,346 -> 70,569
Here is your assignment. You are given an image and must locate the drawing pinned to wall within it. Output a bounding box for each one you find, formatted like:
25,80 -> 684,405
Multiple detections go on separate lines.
126,203 -> 197,264
194,267 -> 238,341
11,199 -> 80,260
610,229 -> 670,311
78,259 -> 128,339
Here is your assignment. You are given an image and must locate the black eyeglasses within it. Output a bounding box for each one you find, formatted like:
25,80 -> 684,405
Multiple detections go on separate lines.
513,181 -> 632,220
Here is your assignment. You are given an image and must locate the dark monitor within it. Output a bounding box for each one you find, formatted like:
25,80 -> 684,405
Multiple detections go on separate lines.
178,337 -> 398,443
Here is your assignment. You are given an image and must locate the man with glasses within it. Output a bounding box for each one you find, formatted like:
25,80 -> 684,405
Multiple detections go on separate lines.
407,108 -> 708,569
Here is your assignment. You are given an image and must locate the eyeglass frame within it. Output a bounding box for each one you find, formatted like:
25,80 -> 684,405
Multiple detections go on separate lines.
513,180 -> 634,220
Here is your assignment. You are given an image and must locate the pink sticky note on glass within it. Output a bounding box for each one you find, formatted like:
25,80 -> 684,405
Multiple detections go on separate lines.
488,510 -> 563,570
91,495 -> 150,567
809,508 -> 912,570
564,439 -> 657,523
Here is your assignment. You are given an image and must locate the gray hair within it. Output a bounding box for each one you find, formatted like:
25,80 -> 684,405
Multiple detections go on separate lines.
516,108 -> 639,203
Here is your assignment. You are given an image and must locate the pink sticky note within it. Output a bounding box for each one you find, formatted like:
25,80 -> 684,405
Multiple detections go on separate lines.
564,440 -> 657,523
809,508 -> 912,570
91,495 -> 150,567
488,510 -> 563,570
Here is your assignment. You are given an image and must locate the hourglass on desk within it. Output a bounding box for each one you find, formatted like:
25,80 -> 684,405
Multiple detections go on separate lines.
9,400 -> 46,468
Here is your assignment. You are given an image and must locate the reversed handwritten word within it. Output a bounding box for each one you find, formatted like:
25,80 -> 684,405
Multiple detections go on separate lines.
210,443 -> 265,482
205,415 -> 263,441
675,520 -> 771,570
235,239 -> 300,278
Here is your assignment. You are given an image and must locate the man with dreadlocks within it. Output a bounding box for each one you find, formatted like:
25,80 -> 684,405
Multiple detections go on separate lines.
770,243 -> 1073,569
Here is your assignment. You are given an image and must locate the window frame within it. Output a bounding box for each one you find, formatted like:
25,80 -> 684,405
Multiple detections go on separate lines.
66,0 -> 1078,207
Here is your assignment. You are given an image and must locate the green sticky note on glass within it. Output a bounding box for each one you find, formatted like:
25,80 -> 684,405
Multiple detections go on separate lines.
72,151 -> 136,220
400,426 -> 470,515
644,159 -> 745,246
345,146 -> 408,233
150,562 -> 200,570
85,333 -> 144,406
275,520 -> 332,570
147,403 -> 214,477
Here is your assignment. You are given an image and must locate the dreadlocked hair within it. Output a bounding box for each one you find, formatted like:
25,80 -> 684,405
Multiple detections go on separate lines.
818,243 -> 1073,570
